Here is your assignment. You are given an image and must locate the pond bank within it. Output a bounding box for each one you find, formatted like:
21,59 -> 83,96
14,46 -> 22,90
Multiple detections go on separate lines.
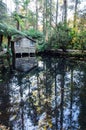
0,49 -> 86,60
37,49 -> 86,60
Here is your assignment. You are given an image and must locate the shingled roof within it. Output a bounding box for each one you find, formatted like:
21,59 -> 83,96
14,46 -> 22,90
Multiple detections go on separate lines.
12,36 -> 36,43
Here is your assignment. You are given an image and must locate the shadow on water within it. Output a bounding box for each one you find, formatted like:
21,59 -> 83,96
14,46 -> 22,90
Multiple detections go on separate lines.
0,56 -> 86,130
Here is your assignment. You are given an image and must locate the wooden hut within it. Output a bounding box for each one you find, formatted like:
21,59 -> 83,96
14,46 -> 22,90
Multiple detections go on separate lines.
11,36 -> 36,57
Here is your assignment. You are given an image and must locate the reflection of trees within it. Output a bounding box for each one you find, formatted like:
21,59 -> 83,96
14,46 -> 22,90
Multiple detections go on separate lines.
59,60 -> 65,130
68,62 -> 75,129
43,57 -> 54,97
69,69 -> 73,127
0,56 -> 86,130
79,64 -> 86,130
0,65 -> 12,129
64,60 -> 86,130
32,57 -> 84,130
35,57 -> 67,130
0,84 -> 10,127
9,73 -> 32,130
54,63 -> 58,130
44,58 -> 85,130
57,58 -> 66,130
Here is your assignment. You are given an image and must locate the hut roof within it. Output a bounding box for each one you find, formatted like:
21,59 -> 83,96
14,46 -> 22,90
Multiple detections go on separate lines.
12,36 -> 36,43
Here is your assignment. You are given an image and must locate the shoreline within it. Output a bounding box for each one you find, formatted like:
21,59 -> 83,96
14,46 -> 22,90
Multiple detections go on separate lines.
37,49 -> 86,60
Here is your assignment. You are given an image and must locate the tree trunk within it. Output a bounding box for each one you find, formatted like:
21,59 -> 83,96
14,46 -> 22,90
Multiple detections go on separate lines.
14,0 -> 20,30
45,0 -> 47,35
63,0 -> 67,25
50,0 -> 52,36
7,36 -> 11,50
73,0 -> 78,28
56,0 -> 58,26
36,0 -> 38,30
16,20 -> 20,30
43,0 -> 46,38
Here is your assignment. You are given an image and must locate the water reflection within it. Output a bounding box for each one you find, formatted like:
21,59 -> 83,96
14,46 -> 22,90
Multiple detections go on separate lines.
0,56 -> 86,130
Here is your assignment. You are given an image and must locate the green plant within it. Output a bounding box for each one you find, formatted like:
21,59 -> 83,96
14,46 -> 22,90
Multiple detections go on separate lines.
49,23 -> 72,51
24,29 -> 43,40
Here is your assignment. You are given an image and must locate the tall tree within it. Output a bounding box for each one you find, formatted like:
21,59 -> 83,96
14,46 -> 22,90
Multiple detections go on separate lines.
56,0 -> 58,26
63,0 -> 67,25
36,0 -> 38,30
49,0 -> 52,36
22,0 -> 30,29
73,0 -> 78,28
45,0 -> 53,40
45,0 -> 48,37
43,0 -> 46,38
13,0 -> 20,29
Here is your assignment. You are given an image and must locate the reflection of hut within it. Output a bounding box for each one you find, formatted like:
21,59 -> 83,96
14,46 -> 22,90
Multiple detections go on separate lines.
11,36 -> 36,57
14,57 -> 37,72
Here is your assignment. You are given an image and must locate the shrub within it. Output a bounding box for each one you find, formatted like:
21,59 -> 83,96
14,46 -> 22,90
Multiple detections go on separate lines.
49,23 -> 72,51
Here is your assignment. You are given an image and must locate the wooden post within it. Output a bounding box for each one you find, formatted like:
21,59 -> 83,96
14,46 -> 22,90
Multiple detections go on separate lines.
11,41 -> 15,57
11,41 -> 16,69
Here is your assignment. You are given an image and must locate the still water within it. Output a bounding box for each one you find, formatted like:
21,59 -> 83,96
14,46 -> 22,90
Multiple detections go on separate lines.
0,56 -> 86,130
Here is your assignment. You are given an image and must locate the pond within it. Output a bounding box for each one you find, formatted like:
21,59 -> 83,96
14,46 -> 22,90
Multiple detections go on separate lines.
0,56 -> 86,130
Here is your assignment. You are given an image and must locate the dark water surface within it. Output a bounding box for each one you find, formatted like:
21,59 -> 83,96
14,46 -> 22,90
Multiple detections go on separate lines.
0,56 -> 86,130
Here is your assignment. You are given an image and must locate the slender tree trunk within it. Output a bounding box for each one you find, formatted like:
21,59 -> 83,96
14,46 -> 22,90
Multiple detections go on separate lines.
36,0 -> 38,30
56,0 -> 58,26
73,0 -> 78,28
14,0 -> 20,30
7,36 -> 11,50
45,0 -> 47,35
63,0 -> 67,25
50,0 -> 52,36
43,0 -> 46,39
16,20 -> 19,30
25,2 -> 28,29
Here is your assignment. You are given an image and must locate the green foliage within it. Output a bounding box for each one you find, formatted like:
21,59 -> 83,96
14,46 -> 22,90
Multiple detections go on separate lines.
47,22 -> 86,52
12,11 -> 26,30
48,23 -> 72,51
0,23 -> 26,37
72,30 -> 86,51
0,22 -> 26,52
12,11 -> 26,21
37,43 -> 47,52
70,24 -> 86,51
0,23 -> 7,35
0,0 -> 86,53
25,28 -> 43,39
